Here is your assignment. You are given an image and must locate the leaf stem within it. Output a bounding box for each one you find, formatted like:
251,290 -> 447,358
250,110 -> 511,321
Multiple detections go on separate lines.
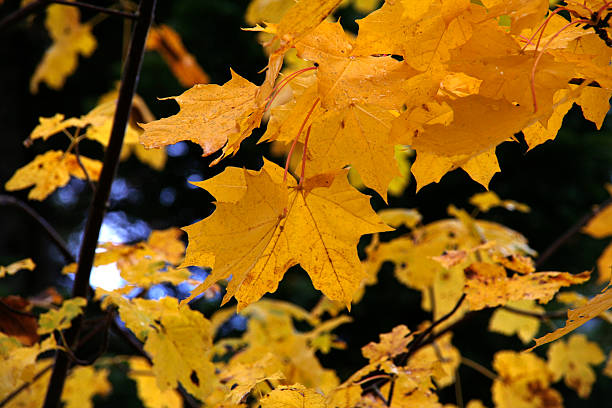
0,194 -> 75,263
530,18 -> 590,112
299,125 -> 312,184
0,0 -> 52,32
283,98 -> 320,183
41,0 -> 156,406
264,66 -> 317,111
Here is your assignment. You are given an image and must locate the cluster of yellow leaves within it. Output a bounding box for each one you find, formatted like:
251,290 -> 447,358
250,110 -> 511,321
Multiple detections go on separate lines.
63,228 -> 192,289
135,0 -> 612,313
4,87 -> 168,200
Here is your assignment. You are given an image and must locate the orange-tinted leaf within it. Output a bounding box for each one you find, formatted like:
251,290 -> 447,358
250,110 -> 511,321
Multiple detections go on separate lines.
361,324 -> 412,362
146,24 -> 209,87
464,262 -> 590,310
0,296 -> 39,346
140,70 -> 260,160
529,286 -> 612,350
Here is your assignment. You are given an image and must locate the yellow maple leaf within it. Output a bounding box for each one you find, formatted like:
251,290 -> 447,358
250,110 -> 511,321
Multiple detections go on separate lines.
529,286 -> 612,350
377,208 -> 422,229
104,295 -> 215,399
469,191 -> 530,213
181,160 -> 391,310
221,355 -> 285,404
596,241 -> 612,284
547,334 -> 604,398
411,332 -> 460,388
361,324 -> 413,362
62,366 -> 111,408
128,357 -> 182,408
30,4 -> 96,93
140,70 -> 262,161
488,300 -> 543,344
583,202 -> 612,238
353,0 -> 472,71
464,262 -> 590,310
492,351 -> 562,408
261,384 -> 327,408
0,258 -> 35,279
5,150 -> 102,201
37,297 -> 86,335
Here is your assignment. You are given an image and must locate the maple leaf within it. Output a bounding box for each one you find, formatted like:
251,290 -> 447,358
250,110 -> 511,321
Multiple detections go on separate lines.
261,384 -> 327,408
463,262 -> 590,310
181,160 -> 391,309
489,300 -> 544,344
492,351 -> 562,408
61,366 -> 111,408
377,208 -> 422,229
5,151 -> 102,201
139,70 -> 262,161
583,202 -> 612,238
103,295 -> 216,399
0,296 -> 39,346
221,355 -> 285,404
0,258 -> 35,279
353,0 -> 473,71
128,357 -> 182,408
361,324 -> 413,362
596,241 -> 612,284
469,191 -> 530,213
547,334 -> 605,398
30,4 -> 96,93
146,24 -> 210,87
37,297 -> 86,335
529,286 -> 612,350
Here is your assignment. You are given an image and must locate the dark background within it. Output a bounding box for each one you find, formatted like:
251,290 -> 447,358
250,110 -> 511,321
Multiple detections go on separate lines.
1,0 -> 612,406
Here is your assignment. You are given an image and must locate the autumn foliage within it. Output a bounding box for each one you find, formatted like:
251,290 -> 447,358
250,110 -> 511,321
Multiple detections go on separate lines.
2,0 -> 612,407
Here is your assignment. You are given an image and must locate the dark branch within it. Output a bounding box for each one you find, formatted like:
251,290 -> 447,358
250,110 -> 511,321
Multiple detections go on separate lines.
0,0 -> 51,32
0,194 -> 75,263
51,0 -> 137,19
536,195 -> 612,268
501,305 -> 567,320
41,0 -> 156,406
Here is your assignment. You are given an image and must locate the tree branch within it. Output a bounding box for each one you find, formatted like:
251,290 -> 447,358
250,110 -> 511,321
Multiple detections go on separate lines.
0,0 -> 51,32
536,195 -> 612,268
460,357 -> 498,381
51,0 -> 137,19
0,194 -> 75,263
41,0 -> 156,406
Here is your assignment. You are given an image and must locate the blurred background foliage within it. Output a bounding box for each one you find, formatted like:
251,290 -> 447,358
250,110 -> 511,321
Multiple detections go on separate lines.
1,0 -> 612,406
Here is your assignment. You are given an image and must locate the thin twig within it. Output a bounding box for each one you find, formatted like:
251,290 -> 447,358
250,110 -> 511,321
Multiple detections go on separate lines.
0,194 -> 75,263
395,294 -> 466,366
460,357 -> 498,381
454,367 -> 463,408
501,305 -> 567,320
41,0 -> 157,406
536,195 -> 612,268
371,385 -> 389,406
51,0 -> 137,19
0,364 -> 53,408
386,376 -> 395,407
0,0 -> 51,32
73,142 -> 96,192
